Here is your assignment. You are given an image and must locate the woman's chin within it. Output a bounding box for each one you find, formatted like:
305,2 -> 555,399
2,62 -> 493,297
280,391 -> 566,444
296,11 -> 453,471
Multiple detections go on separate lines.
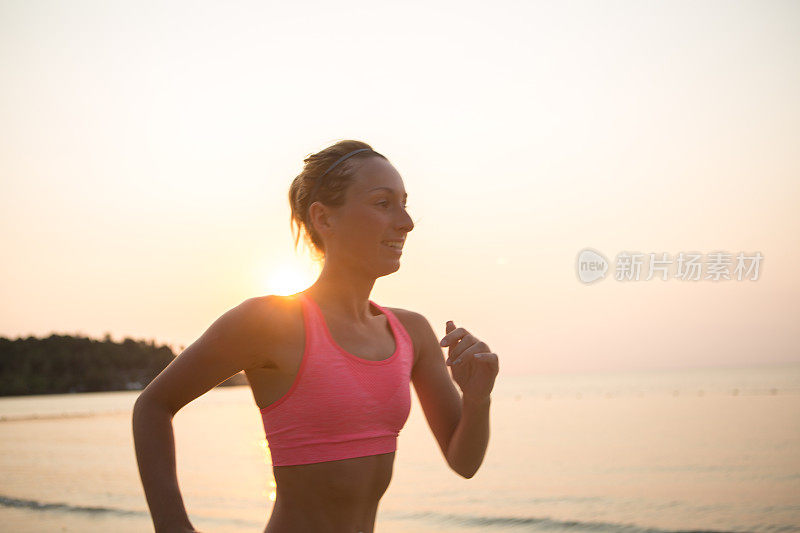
377,259 -> 401,276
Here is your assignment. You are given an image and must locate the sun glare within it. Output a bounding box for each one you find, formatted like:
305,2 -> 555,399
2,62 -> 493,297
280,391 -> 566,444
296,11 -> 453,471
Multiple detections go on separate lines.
263,262 -> 315,296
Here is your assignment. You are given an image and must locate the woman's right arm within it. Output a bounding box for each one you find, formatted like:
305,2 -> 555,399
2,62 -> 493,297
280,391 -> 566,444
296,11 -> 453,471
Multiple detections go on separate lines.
132,296 -> 277,533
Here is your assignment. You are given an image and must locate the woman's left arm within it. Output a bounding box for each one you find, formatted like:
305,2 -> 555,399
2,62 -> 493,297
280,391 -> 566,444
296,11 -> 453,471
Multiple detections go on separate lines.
440,320 -> 499,478
404,311 -> 499,479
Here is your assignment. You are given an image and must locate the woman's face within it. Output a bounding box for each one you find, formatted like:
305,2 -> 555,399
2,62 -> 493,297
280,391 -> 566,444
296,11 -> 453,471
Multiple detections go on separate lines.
313,156 -> 414,275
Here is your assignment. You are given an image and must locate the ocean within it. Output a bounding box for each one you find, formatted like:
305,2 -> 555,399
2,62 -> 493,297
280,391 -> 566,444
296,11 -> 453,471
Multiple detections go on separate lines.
1,362 -> 798,532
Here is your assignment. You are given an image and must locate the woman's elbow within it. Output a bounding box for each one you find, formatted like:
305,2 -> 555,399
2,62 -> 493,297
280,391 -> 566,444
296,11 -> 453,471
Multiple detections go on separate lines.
454,466 -> 478,479
448,459 -> 481,479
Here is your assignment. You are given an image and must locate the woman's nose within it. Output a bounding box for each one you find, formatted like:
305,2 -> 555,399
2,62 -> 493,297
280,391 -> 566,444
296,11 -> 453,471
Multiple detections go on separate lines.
398,208 -> 414,232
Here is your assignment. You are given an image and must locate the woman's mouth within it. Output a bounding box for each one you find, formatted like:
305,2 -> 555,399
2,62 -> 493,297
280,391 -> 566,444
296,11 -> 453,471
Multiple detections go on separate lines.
382,240 -> 404,254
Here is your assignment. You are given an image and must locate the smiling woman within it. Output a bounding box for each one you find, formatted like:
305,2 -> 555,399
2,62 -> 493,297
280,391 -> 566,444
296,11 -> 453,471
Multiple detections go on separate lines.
288,142 -> 400,264
132,139 -> 499,533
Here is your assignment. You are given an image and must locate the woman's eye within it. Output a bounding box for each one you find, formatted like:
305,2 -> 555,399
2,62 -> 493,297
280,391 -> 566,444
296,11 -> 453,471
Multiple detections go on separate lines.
376,200 -> 408,209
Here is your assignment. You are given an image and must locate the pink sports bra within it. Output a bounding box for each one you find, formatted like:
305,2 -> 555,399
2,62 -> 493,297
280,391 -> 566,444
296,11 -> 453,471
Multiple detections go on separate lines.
259,293 -> 414,467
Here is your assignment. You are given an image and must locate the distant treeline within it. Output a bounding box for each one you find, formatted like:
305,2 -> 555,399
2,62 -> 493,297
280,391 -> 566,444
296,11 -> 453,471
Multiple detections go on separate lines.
0,334 -> 247,397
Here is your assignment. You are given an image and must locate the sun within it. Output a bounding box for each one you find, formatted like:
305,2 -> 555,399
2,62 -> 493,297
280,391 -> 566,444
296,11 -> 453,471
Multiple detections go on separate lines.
263,261 -> 316,296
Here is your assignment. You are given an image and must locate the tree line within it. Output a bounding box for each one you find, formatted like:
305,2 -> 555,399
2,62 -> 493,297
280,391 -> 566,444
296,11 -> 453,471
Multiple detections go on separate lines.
0,333 -> 247,397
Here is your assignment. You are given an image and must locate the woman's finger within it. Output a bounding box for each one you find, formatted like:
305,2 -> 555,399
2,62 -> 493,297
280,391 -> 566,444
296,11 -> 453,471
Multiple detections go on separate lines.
440,322 -> 466,347
447,343 -> 490,366
446,338 -> 490,365
473,352 -> 498,364
445,334 -> 477,364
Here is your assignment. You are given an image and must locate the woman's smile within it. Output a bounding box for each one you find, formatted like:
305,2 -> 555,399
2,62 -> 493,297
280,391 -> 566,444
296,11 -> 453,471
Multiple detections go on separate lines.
381,240 -> 404,254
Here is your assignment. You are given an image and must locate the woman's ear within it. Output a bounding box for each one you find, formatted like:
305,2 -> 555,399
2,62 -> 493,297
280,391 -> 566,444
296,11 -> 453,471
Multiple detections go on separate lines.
309,201 -> 334,238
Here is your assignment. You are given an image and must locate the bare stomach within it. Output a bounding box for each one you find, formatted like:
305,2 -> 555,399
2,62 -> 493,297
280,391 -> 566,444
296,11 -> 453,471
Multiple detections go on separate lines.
264,451 -> 396,533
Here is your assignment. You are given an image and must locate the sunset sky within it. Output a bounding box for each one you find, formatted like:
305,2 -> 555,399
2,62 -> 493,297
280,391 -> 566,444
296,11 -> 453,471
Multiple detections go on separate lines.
1,0 -> 798,375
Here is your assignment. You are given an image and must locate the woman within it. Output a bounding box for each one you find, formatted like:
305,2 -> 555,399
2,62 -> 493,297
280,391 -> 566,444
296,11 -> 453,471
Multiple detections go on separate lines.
132,140 -> 499,533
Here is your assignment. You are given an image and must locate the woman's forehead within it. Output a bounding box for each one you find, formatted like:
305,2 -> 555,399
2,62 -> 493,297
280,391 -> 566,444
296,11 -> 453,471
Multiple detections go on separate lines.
352,159 -> 406,196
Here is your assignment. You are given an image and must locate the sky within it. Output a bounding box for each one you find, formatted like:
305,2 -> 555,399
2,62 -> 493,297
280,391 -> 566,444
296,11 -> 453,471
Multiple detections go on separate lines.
1,0 -> 798,376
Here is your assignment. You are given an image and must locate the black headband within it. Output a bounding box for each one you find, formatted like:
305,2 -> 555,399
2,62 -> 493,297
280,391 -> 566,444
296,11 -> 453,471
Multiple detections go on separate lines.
308,148 -> 373,204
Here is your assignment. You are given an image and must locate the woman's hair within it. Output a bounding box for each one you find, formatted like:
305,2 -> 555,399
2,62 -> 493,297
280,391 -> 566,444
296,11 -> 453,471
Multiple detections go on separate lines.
288,140 -> 387,262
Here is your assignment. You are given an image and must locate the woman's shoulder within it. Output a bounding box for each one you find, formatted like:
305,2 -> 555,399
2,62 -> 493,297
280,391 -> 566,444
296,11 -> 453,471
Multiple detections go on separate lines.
383,306 -> 437,353
386,307 -> 441,366
247,293 -> 301,311
224,294 -> 304,369
383,305 -> 425,326
233,294 -> 303,339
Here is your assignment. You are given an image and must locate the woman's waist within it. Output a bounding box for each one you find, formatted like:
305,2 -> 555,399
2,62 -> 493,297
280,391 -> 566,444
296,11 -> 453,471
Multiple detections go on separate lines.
272,451 -> 395,504
267,498 -> 378,533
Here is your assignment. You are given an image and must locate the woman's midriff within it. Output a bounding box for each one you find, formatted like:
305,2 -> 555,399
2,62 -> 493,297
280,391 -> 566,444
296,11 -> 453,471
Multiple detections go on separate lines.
264,451 -> 396,533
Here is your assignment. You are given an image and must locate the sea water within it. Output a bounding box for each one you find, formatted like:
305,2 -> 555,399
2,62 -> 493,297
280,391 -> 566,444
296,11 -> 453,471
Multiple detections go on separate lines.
1,362 -> 798,532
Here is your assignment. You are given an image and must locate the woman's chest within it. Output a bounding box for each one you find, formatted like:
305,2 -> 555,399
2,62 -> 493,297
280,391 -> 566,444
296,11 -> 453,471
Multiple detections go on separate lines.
246,302 -> 412,410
